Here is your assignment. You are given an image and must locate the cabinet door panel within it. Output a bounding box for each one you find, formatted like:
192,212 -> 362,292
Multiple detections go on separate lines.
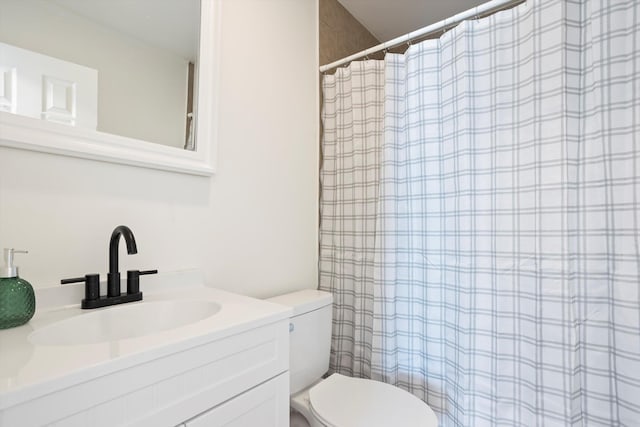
186,373 -> 289,427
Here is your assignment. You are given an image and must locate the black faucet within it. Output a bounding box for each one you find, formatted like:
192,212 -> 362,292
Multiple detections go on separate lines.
61,225 -> 157,309
108,225 -> 138,297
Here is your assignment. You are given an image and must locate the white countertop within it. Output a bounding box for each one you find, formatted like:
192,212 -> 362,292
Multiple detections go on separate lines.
0,270 -> 291,411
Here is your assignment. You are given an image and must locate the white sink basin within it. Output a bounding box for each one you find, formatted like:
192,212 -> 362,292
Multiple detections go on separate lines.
29,299 -> 221,346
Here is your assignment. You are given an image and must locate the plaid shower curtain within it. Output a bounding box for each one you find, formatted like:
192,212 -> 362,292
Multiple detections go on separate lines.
319,0 -> 640,425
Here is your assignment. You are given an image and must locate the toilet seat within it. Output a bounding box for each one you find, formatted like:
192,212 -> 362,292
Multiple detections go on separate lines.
308,374 -> 438,427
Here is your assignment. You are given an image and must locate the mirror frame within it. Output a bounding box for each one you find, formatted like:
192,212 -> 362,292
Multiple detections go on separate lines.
0,0 -> 219,176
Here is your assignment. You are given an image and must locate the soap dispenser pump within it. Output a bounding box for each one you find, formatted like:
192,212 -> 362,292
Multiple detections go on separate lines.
0,249 -> 36,329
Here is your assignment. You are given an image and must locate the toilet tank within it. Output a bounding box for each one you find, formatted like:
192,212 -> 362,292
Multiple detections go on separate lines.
267,290 -> 333,394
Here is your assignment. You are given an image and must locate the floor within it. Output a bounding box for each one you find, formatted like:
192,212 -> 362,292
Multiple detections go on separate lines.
290,409 -> 310,427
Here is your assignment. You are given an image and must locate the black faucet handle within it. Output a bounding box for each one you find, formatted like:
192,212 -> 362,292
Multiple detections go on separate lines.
126,269 -> 157,295
139,269 -> 158,276
61,276 -> 85,284
61,274 -> 100,302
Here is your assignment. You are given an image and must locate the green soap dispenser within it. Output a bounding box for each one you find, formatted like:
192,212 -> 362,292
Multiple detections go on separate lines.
0,249 -> 35,329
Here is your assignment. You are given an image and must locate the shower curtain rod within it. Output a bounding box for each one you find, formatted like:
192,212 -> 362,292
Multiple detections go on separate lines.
319,0 -> 526,73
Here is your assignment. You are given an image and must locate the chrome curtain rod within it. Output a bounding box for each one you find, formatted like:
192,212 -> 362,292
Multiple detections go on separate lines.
319,0 -> 526,73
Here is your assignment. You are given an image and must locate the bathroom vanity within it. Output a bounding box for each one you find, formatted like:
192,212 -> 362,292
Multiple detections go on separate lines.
0,271 -> 291,426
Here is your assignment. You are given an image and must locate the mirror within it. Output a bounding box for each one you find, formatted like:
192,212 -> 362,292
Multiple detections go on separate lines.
0,0 -> 218,175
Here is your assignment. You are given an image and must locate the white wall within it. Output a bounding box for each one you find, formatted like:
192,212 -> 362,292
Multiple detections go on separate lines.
0,0 -> 319,298
0,0 -> 188,148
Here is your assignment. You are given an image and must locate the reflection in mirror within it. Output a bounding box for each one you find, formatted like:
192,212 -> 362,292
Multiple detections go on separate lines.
0,0 -> 200,151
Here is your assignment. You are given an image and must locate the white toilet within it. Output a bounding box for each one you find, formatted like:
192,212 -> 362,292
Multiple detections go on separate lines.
268,290 -> 438,427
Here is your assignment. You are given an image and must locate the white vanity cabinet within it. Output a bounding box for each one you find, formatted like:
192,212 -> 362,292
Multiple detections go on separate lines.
4,319 -> 290,427
0,276 -> 292,427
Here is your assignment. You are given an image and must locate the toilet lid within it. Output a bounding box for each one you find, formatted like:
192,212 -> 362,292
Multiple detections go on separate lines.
308,374 -> 438,427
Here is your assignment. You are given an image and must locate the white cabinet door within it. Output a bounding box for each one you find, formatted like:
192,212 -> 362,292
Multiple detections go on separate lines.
0,42 -> 97,128
185,373 -> 289,427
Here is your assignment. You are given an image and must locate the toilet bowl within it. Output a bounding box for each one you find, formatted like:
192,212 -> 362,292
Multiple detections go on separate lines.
268,290 -> 438,427
293,373 -> 438,427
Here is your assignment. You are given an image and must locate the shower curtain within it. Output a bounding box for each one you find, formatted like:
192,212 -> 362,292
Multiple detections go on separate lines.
319,0 -> 640,425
